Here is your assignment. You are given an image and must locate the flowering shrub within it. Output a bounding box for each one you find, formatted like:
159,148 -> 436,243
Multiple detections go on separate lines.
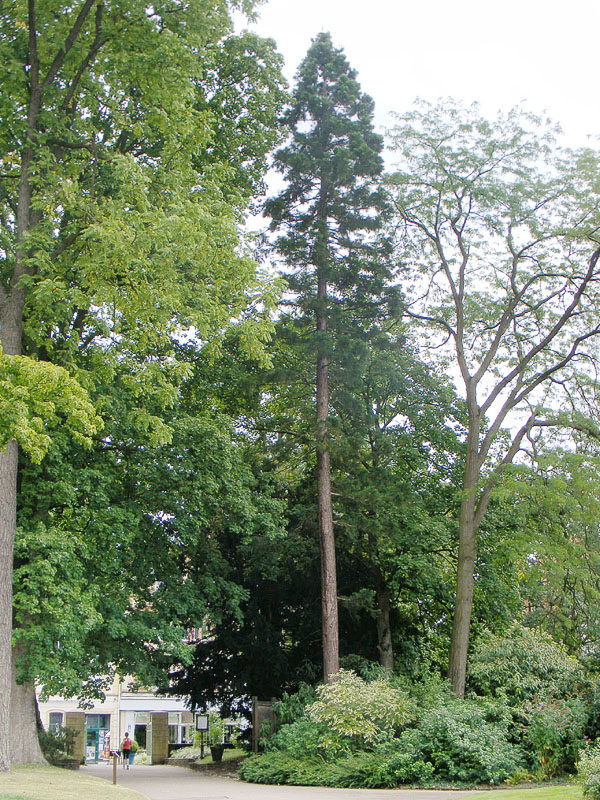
307,669 -> 415,750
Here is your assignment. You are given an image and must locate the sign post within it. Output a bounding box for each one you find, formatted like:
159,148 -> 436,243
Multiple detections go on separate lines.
195,713 -> 209,760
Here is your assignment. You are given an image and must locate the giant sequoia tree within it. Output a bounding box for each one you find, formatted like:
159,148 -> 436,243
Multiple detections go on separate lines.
0,0 -> 284,768
266,32 -> 391,681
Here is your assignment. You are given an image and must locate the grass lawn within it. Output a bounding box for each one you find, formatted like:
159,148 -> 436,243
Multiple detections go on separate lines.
0,765 -> 146,800
470,785 -> 583,800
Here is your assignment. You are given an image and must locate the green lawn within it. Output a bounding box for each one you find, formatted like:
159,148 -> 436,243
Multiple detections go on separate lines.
470,785 -> 583,800
0,766 -> 145,800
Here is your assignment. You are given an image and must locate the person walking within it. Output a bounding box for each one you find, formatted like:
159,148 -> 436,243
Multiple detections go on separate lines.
121,732 -> 132,769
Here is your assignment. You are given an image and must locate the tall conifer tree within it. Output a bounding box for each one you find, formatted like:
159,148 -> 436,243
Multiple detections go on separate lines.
266,32 -> 391,682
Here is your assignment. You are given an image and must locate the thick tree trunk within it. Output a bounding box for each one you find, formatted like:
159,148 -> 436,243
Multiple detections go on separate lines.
0,301 -> 25,770
375,579 -> 394,671
10,645 -> 46,765
0,441 -> 17,772
0,119 -> 38,771
316,270 -> 339,683
448,419 -> 480,698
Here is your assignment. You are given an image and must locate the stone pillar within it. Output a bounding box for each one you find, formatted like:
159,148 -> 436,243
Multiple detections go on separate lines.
149,712 -> 168,764
65,712 -> 85,764
252,697 -> 276,753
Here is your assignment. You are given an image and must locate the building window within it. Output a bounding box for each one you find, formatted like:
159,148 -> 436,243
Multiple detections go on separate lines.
48,712 -> 63,732
85,714 -> 110,730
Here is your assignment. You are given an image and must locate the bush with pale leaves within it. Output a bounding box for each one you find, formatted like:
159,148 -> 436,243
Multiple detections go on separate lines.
307,669 -> 415,748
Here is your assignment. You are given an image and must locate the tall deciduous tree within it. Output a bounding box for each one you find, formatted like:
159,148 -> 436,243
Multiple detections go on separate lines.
0,0 -> 285,768
387,101 -> 600,697
266,32 -> 390,681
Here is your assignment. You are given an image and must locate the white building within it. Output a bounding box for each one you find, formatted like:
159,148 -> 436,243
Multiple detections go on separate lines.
38,677 -> 195,762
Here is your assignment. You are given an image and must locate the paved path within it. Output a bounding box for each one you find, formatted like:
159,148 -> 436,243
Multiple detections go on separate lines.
83,763 -> 479,800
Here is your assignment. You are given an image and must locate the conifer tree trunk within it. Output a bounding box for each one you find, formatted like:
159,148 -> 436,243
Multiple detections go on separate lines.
316,274 -> 339,681
375,576 -> 394,671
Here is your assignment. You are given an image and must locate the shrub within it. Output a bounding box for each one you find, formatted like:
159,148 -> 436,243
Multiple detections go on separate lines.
272,683 -> 317,726
307,669 -> 415,750
238,750 -> 435,788
263,717 -> 343,759
38,726 -> 79,765
523,696 -> 587,777
578,741 -> 600,800
259,683 -> 317,747
404,697 -> 524,784
469,625 -> 585,704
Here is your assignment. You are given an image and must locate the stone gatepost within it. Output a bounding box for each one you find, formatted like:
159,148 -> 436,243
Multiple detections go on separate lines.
252,697 -> 276,753
149,712 -> 168,764
65,712 -> 85,764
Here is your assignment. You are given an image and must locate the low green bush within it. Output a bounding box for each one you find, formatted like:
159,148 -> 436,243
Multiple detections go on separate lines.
240,669 -> 525,788
401,697 -> 523,784
524,697 -> 587,777
38,726 -> 79,765
263,717 -> 341,758
238,750 -> 435,788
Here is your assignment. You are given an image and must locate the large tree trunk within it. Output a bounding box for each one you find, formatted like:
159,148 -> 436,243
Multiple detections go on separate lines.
316,271 -> 339,683
0,90 -> 40,768
375,579 -> 394,671
448,420 -> 480,698
10,645 -> 46,766
0,441 -> 18,772
0,302 -> 26,770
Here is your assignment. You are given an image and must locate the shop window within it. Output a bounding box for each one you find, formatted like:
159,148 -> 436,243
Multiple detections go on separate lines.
85,714 -> 110,730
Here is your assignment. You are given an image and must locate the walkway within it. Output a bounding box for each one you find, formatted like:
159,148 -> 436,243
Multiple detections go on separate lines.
83,763 -> 479,800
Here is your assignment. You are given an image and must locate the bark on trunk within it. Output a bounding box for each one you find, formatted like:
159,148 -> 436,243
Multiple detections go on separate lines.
10,645 -> 46,765
0,229 -> 30,772
448,416 -> 480,698
316,270 -> 339,683
375,581 -> 394,671
0,441 -> 17,772
317,444 -> 339,681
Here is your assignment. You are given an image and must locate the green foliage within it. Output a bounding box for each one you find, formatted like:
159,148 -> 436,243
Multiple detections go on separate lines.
238,750 -> 435,788
523,698 -> 587,777
307,670 -> 415,749
468,625 -> 586,704
402,697 -> 523,784
578,741 -> 600,800
208,713 -> 225,746
0,356 -> 100,463
468,626 -> 589,776
263,718 -> 332,758
15,348 -> 285,697
272,684 -> 318,727
38,727 -> 79,765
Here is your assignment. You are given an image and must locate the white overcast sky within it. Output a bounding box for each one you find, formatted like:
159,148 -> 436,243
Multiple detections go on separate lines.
238,0 -> 600,148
